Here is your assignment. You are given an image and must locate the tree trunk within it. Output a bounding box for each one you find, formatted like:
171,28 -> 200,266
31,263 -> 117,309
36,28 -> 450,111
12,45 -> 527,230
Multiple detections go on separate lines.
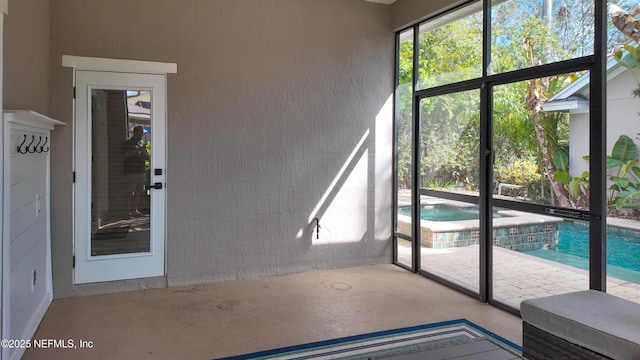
543,0 -> 553,28
527,78 -> 572,207
533,116 -> 571,206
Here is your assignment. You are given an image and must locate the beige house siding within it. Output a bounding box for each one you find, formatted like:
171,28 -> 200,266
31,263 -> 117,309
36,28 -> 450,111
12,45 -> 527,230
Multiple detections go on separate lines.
567,71 -> 640,179
3,0 -> 50,114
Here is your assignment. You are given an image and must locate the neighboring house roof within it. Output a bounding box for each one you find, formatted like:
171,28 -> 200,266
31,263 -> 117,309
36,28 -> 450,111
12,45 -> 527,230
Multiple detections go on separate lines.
127,102 -> 150,123
135,100 -> 151,109
128,102 -> 150,116
542,56 -> 626,113
543,94 -> 590,114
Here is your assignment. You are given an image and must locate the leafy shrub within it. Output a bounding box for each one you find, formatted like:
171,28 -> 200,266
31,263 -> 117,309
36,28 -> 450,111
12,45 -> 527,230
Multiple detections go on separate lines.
604,135 -> 640,209
554,135 -> 640,210
495,158 -> 541,198
496,158 -> 541,186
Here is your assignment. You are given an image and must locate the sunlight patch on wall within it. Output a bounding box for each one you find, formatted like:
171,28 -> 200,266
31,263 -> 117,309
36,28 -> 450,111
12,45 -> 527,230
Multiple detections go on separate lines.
312,148 -> 369,245
296,129 -> 370,245
373,94 -> 393,241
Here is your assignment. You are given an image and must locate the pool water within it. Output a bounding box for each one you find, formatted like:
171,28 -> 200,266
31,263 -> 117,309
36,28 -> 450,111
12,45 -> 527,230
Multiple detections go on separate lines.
398,204 -> 502,222
398,204 -> 640,282
525,221 -> 640,282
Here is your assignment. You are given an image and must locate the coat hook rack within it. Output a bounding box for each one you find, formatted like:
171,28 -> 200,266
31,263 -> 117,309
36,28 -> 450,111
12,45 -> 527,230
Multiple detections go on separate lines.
25,135 -> 35,153
17,134 -> 28,154
15,134 -> 50,154
41,136 -> 49,153
31,136 -> 42,153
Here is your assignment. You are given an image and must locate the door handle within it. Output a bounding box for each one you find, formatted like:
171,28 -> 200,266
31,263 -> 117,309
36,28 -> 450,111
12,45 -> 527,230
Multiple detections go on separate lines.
146,182 -> 163,190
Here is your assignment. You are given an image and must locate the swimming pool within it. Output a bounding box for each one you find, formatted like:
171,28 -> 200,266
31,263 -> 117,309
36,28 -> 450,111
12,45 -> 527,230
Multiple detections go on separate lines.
396,203 -> 556,250
524,221 -> 640,282
398,204 -> 503,222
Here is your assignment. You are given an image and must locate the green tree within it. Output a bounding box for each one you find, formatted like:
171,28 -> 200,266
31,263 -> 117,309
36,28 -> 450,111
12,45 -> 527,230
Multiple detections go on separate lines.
492,8 -> 576,206
396,0 -> 627,205
416,15 -> 483,189
396,36 -> 414,189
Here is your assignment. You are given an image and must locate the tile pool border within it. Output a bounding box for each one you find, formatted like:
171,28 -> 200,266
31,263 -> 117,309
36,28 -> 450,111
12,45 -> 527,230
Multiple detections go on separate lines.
396,201 -> 640,249
398,211 -> 563,250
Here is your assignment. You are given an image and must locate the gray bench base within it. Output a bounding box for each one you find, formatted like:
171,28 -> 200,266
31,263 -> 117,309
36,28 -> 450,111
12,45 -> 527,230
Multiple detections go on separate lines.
521,290 -> 640,360
523,322 -> 611,360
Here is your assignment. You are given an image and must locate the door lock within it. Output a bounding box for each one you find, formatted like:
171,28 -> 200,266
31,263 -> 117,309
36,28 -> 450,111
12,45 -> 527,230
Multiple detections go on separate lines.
146,182 -> 163,190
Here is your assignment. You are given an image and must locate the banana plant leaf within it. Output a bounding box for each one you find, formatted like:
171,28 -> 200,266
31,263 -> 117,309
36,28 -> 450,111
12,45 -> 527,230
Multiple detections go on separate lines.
570,172 -> 589,198
554,151 -> 569,171
553,171 -> 572,185
620,159 -> 640,177
611,176 -> 631,189
613,49 -> 639,69
611,135 -> 638,163
616,189 -> 640,209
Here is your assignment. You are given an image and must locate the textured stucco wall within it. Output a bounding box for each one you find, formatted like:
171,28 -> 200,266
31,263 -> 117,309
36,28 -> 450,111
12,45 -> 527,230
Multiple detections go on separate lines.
47,0 -> 394,297
3,0 -> 50,114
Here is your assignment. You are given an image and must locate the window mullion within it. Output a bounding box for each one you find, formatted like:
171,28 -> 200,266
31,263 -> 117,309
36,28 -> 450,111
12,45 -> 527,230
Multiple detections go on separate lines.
411,24 -> 421,273
589,0 -> 607,292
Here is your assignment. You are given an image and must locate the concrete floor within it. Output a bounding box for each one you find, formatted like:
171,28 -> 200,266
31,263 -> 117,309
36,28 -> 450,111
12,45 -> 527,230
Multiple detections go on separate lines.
23,264 -> 521,360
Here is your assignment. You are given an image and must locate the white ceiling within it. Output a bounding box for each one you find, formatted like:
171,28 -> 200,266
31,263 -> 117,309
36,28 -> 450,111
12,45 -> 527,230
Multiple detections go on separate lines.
364,0 -> 397,4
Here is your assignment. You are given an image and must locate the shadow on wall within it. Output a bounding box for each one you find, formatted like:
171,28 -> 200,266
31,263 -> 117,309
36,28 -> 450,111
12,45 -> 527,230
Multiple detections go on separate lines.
296,95 -> 393,247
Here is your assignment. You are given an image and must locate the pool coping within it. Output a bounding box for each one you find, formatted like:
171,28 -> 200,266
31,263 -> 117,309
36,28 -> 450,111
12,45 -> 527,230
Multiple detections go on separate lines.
397,209 -> 563,232
607,217 -> 640,231
397,199 -> 640,232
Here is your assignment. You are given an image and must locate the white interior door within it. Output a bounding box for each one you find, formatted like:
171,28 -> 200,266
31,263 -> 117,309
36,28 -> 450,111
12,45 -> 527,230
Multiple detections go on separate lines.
74,70 -> 166,284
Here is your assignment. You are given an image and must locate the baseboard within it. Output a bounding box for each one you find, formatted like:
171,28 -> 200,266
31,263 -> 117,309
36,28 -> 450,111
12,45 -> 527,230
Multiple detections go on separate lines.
9,292 -> 52,360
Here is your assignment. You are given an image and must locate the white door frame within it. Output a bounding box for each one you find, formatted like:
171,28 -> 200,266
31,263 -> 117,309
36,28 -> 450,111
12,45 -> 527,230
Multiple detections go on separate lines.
63,56 -> 176,284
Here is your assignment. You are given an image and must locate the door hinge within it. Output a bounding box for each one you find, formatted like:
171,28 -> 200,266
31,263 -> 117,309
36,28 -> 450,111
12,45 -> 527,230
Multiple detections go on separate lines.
73,171 -> 76,183
72,255 -> 75,268
73,87 -> 76,99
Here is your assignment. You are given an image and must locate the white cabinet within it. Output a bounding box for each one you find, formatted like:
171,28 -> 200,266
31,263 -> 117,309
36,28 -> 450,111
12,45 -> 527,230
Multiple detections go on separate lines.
3,110 -> 64,360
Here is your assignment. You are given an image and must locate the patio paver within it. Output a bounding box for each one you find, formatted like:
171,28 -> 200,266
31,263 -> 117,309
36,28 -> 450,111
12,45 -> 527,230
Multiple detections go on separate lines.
397,239 -> 640,309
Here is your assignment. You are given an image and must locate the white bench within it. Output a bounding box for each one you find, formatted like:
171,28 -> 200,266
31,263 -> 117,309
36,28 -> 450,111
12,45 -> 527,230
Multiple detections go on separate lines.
497,183 -> 524,196
521,290 -> 640,359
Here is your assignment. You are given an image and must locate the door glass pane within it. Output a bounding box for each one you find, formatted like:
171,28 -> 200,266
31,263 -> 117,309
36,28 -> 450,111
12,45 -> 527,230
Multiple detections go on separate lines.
396,28 -> 414,268
492,72 -> 591,309
492,211 -> 588,309
606,3 -> 640,301
419,91 -> 480,293
91,89 -> 151,256
421,90 -> 480,192
419,195 -> 480,293
491,0 -> 594,75
493,73 -> 588,209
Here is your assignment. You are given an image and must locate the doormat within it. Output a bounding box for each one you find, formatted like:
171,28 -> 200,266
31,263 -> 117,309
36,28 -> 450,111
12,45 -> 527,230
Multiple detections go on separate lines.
216,318 -> 522,359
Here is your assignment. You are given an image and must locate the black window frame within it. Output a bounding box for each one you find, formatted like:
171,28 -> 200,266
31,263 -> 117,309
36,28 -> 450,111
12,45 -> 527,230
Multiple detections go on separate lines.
393,0 -> 607,314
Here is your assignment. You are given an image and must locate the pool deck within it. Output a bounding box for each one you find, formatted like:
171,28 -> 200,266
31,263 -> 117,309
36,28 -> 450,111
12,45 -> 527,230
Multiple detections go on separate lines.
397,239 -> 640,309
396,192 -> 640,308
